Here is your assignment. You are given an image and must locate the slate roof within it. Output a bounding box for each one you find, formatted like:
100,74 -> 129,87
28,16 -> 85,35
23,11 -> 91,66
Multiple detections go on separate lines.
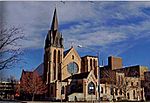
81,55 -> 98,58
34,63 -> 44,77
63,48 -> 72,57
71,72 -> 90,79
62,72 -> 90,82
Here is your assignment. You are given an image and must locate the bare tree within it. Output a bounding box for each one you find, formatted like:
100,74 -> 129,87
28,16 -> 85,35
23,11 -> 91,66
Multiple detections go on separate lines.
0,70 -> 5,81
101,68 -> 141,101
100,69 -> 117,101
0,25 -> 24,70
116,76 -> 140,100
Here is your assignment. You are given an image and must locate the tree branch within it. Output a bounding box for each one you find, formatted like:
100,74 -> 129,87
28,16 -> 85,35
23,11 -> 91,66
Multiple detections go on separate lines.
0,25 -> 24,70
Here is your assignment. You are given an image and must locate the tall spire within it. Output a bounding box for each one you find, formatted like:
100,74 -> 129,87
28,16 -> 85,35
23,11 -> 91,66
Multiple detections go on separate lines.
51,8 -> 58,31
45,8 -> 63,49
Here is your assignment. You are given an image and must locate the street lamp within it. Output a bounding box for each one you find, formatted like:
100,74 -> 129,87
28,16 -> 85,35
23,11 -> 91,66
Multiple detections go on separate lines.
78,45 -> 83,48
77,45 -> 100,101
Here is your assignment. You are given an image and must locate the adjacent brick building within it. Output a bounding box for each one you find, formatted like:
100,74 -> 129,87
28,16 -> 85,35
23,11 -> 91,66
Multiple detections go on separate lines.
100,56 -> 148,101
143,71 -> 150,101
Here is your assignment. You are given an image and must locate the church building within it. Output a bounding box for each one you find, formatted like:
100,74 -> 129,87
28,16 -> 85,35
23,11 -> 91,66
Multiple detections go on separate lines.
43,8 -> 99,101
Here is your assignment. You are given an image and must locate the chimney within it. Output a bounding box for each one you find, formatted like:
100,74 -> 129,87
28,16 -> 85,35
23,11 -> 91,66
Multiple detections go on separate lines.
108,56 -> 123,70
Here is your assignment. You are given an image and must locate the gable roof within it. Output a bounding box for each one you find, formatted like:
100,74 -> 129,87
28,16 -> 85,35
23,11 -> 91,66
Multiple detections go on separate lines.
22,70 -> 33,75
63,48 -> 72,57
81,55 -> 98,58
34,63 -> 44,76
62,72 -> 90,82
71,72 -> 90,79
63,47 -> 81,61
87,70 -> 97,83
20,69 -> 33,81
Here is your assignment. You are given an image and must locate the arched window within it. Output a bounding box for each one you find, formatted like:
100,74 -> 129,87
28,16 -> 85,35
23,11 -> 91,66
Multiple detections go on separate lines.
115,88 -> 118,95
93,59 -> 96,68
110,87 -> 114,95
61,86 -> 65,94
127,93 -> 130,99
58,50 -> 61,80
119,89 -> 122,95
90,59 -> 92,70
101,87 -> 103,93
53,50 -> 56,80
53,50 -> 56,63
137,82 -> 139,86
67,62 -> 79,74
72,55 -> 74,60
133,90 -> 136,99
94,59 -> 97,78
131,82 -> 133,86
88,82 -> 95,95
58,50 -> 60,63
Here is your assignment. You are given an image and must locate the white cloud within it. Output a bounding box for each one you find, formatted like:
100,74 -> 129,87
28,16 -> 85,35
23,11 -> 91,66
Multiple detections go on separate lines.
1,1 -> 150,55
1,1 -> 96,49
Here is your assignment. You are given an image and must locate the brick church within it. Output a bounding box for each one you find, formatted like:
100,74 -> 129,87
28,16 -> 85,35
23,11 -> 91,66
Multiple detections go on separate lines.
43,8 -> 99,101
20,8 -> 150,102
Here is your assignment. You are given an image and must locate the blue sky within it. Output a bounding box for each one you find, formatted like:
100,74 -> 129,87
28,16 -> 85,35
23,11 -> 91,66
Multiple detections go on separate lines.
1,1 -> 150,79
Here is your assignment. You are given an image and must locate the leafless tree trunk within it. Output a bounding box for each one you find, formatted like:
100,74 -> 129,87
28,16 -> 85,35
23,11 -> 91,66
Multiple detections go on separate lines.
20,71 -> 47,101
0,25 -> 24,70
32,93 -> 35,101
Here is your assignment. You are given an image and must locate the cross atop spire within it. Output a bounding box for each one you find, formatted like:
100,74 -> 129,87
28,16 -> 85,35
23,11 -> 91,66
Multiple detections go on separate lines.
51,8 -> 58,31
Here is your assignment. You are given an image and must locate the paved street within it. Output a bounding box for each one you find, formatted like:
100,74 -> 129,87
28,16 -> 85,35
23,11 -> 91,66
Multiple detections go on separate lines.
1,101 -> 150,103
0,101 -> 101,103
0,101 -> 95,103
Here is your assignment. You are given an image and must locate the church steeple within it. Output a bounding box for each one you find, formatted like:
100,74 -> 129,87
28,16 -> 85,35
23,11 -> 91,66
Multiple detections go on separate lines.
51,8 -> 58,31
45,8 -> 63,49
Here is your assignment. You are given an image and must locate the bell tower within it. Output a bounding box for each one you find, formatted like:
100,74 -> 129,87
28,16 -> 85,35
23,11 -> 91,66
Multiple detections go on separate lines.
44,8 -> 64,86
